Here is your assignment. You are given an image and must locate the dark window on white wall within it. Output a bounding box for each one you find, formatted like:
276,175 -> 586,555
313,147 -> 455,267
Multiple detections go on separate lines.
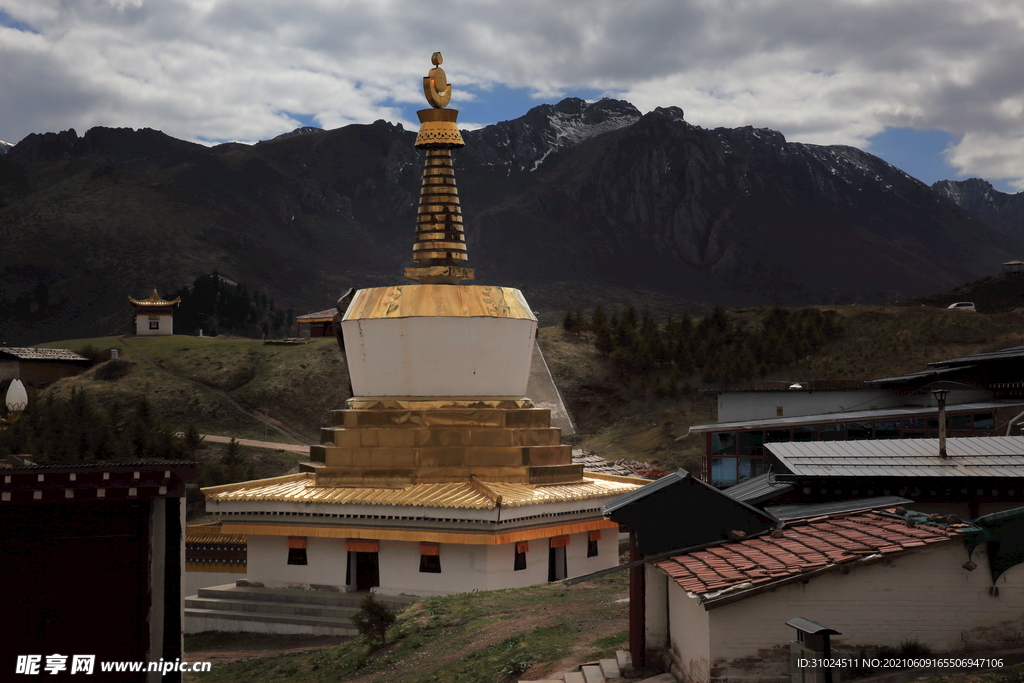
419,555 -> 441,573
287,536 -> 307,565
514,541 -> 528,571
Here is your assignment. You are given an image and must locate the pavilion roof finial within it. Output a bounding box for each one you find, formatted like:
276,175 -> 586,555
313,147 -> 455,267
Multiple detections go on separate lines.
404,52 -> 475,285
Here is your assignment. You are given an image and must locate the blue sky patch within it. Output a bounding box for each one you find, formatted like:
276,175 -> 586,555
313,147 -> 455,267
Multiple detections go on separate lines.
387,84 -> 608,127
0,10 -> 37,34
866,127 -> 1014,193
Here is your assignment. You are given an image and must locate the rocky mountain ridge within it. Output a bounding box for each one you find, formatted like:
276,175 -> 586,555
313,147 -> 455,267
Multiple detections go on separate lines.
932,178 -> 1024,238
1,98 -> 1021,345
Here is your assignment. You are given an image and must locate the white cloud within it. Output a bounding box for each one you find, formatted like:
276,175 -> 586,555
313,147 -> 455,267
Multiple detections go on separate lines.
0,0 -> 1022,187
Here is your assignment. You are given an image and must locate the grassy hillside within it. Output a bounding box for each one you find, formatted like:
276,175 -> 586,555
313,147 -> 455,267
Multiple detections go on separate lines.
186,573 -> 629,683
541,304 -> 1024,473
37,335 -> 350,443
28,303 -> 1024,476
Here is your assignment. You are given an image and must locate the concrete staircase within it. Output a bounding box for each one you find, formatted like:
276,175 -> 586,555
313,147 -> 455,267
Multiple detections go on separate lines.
184,583 -> 416,636
519,650 -> 674,683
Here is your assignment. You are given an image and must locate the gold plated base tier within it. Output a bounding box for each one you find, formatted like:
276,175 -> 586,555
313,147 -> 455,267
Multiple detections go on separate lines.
308,400 -> 582,485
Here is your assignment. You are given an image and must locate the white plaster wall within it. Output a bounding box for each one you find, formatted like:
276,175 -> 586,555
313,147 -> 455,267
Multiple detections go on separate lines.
377,541 -> 493,597
645,564 -> 669,650
341,316 -> 536,397
247,535 -> 349,588
718,390 -> 902,423
565,531 -> 619,580
182,571 -> 247,599
667,576 -> 711,683
485,542 -> 553,591
701,542 -> 1023,663
247,533 -> 622,598
136,314 -> 173,336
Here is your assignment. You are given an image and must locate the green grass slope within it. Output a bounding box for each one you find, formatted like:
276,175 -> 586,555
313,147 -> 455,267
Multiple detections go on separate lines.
187,573 -> 629,683
38,335 -> 351,443
31,303 -> 1024,471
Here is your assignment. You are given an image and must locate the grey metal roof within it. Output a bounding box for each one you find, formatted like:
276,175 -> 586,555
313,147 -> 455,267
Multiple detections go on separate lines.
866,366 -> 973,386
722,472 -> 793,504
0,347 -> 88,361
767,436 -> 1024,478
689,401 -> 1023,433
929,346 -> 1024,368
764,496 -> 913,521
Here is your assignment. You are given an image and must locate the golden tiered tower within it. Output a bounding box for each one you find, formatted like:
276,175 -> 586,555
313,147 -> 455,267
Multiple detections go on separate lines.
405,52 -> 475,286
304,53 -> 586,487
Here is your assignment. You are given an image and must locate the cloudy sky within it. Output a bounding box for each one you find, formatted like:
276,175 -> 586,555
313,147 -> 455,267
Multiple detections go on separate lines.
1,0 -> 1022,191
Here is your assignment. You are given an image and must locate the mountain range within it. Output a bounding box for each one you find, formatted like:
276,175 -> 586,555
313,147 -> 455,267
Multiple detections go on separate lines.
1,97 -> 1022,345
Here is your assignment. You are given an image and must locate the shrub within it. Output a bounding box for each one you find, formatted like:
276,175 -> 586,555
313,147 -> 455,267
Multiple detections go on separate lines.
352,593 -> 397,650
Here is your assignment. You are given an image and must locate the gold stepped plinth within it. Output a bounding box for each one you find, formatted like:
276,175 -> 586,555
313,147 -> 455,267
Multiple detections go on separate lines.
308,398 -> 582,486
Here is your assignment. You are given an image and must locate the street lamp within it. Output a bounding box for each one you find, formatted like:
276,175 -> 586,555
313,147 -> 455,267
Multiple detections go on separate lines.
1,379 -> 28,430
933,388 -> 949,459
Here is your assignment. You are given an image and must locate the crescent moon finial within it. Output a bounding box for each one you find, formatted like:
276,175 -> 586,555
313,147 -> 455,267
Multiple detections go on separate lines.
424,52 -> 452,108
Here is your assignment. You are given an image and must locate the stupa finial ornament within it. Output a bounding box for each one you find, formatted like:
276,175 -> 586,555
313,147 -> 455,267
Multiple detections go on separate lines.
423,52 -> 452,108
405,51 -> 474,285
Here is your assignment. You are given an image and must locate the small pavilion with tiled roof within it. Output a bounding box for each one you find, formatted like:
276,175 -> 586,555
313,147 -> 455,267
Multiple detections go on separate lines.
191,55 -> 645,634
128,288 -> 180,336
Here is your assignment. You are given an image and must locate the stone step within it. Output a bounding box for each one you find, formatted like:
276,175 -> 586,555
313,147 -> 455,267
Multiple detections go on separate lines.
581,664 -> 605,683
564,673 -> 586,683
184,607 -> 359,636
185,596 -> 359,620
616,650 -> 631,671
195,584 -> 414,610
600,658 -> 621,679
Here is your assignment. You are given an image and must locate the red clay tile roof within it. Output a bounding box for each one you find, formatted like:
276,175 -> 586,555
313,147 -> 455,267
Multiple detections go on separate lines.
654,509 -> 970,597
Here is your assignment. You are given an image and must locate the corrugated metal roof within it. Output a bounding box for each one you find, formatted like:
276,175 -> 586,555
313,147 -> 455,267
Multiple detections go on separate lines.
0,347 -> 89,362
654,509 -> 973,598
296,308 -> 336,320
204,473 -> 639,509
767,436 -> 1024,478
866,366 -> 972,386
764,496 -> 913,521
930,346 -> 1024,368
722,473 -> 794,505
689,401 -> 1024,433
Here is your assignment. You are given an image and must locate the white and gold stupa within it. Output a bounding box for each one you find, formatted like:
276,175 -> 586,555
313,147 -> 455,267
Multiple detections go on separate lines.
201,54 -> 643,599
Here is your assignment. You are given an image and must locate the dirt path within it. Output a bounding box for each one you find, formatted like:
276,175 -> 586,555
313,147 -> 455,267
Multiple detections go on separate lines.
183,634 -> 349,681
120,336 -> 311,445
198,434 -> 310,454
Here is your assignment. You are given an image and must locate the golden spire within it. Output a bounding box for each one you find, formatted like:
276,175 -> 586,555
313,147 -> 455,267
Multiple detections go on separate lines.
404,52 -> 475,285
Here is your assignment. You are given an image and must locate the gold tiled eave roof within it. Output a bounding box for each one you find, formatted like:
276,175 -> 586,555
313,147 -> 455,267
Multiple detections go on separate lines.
202,472 -> 640,509
343,285 -> 536,322
185,529 -> 248,544
129,288 -> 181,307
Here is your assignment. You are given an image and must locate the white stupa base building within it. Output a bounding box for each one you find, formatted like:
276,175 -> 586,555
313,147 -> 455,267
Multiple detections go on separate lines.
204,285 -> 640,597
